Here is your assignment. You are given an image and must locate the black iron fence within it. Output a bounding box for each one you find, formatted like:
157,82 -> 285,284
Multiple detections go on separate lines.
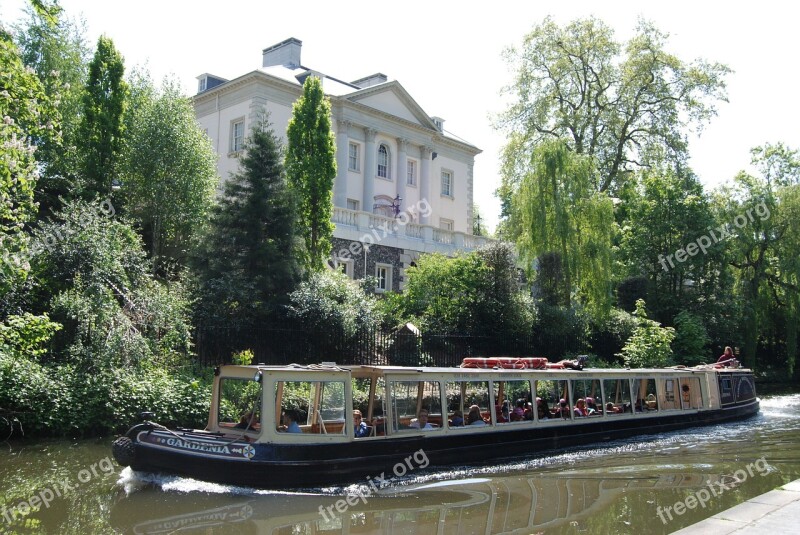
194,322 -> 596,368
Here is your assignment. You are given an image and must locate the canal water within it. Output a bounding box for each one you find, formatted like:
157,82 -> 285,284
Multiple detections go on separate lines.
1,393 -> 798,534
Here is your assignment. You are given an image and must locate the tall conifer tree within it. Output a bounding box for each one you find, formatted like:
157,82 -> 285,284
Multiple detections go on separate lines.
285,75 -> 336,272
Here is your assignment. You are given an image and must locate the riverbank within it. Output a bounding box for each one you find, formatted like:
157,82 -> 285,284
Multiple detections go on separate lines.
673,478 -> 800,534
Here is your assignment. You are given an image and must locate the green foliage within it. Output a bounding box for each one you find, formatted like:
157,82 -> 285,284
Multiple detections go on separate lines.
510,139 -> 615,314
195,114 -> 302,330
78,35 -> 127,198
121,75 -> 217,272
390,242 -> 534,337
285,75 -> 336,272
618,299 -> 675,368
713,143 -> 800,368
588,307 -> 637,363
0,312 -> 61,359
620,158 -> 720,323
0,351 -> 210,436
0,26 -> 60,298
497,16 -> 730,196
13,4 -> 90,213
672,310 -> 711,365
532,303 -> 589,358
231,349 -> 254,366
288,270 -> 381,339
30,199 -> 192,368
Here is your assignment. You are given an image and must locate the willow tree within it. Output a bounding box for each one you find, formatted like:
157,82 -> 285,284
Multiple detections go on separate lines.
513,139 -> 614,314
716,143 -> 800,370
496,15 -> 730,224
285,75 -> 336,272
78,35 -> 127,198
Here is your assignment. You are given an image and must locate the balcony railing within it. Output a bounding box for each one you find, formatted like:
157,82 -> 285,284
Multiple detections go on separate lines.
332,206 -> 490,253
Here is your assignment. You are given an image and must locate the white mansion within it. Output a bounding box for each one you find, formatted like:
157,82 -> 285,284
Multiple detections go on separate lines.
193,38 -> 489,291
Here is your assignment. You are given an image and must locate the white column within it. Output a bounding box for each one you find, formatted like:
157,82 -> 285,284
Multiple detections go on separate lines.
396,138 -> 408,211
334,119 -> 350,208
363,128 -> 377,214
419,145 -> 432,225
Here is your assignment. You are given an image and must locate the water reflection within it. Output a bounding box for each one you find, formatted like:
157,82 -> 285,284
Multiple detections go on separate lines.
1,394 -> 799,534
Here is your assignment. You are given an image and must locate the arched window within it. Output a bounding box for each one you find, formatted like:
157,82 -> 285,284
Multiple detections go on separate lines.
377,144 -> 391,179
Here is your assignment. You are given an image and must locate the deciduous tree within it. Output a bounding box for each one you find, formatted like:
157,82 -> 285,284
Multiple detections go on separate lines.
496,16 -> 730,213
121,76 -> 217,273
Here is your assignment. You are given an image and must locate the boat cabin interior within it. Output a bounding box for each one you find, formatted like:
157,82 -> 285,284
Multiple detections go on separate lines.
208,363 -> 756,443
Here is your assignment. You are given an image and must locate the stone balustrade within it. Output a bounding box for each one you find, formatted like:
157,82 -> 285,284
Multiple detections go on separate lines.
332,206 -> 490,255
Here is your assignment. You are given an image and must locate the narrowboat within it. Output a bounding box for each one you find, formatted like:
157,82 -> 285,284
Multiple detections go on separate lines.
111,358 -> 759,489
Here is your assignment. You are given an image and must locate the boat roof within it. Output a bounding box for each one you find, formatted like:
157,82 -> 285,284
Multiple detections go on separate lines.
221,363 -> 751,376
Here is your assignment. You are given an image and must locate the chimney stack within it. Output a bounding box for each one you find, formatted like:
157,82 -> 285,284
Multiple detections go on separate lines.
262,37 -> 302,69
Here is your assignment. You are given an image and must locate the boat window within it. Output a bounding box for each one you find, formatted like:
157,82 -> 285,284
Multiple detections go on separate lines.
446,380 -> 491,428
602,379 -> 632,415
275,380 -> 346,435
635,378 -> 660,411
217,377 -> 262,431
735,375 -> 756,402
719,377 -> 734,405
390,381 -> 442,432
571,379 -> 603,417
535,380 -> 571,421
680,377 -> 703,409
492,380 -> 533,424
352,376 -> 386,435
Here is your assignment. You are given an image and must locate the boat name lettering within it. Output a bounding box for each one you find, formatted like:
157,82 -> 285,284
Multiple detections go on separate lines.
166,437 -> 231,455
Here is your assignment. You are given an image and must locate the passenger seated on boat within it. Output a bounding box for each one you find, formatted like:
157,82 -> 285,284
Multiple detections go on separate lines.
353,410 -> 370,438
511,399 -> 525,421
494,403 -> 508,423
408,409 -> 434,429
467,405 -> 488,426
234,411 -> 258,429
281,410 -> 302,433
573,398 -> 588,417
450,410 -> 464,427
552,399 -> 570,419
524,402 -> 533,420
606,402 -> 622,414
536,397 -> 550,420
585,397 -> 598,414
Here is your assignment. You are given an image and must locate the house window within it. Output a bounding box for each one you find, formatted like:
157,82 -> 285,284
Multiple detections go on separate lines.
337,258 -> 354,279
376,264 -> 392,292
230,119 -> 245,153
440,218 -> 454,231
377,144 -> 391,180
441,170 -> 453,197
346,198 -> 360,211
348,142 -> 360,172
407,160 -> 416,186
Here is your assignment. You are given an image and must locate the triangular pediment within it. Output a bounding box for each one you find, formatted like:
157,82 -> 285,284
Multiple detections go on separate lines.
345,81 -> 438,130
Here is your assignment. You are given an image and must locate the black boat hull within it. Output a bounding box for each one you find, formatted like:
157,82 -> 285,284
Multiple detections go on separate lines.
117,400 -> 759,489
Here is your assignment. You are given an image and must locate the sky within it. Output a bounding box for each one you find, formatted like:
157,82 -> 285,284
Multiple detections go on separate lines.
2,0 -> 799,232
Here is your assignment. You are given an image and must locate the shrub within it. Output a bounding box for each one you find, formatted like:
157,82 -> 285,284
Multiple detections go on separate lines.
672,311 -> 711,365
618,299 -> 675,368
